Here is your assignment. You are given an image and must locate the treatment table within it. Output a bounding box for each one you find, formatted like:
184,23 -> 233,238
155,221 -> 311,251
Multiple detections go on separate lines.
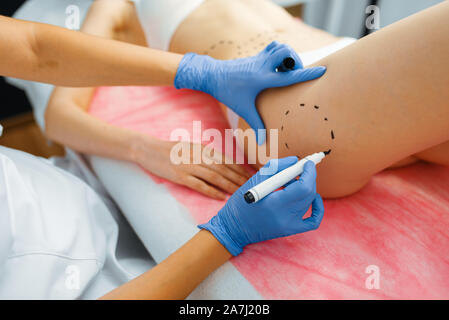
87,85 -> 449,299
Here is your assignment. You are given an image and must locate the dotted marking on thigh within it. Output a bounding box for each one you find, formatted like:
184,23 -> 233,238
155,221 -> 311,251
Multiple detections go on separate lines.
281,103 -> 335,153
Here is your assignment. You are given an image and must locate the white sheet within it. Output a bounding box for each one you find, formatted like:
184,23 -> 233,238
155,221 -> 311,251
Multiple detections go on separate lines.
0,146 -> 153,299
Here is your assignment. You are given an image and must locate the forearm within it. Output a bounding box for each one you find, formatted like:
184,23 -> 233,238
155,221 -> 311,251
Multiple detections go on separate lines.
45,88 -> 152,163
101,230 -> 232,300
0,16 -> 182,87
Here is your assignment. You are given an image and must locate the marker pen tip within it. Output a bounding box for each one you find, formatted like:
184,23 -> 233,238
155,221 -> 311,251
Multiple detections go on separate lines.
323,149 -> 332,155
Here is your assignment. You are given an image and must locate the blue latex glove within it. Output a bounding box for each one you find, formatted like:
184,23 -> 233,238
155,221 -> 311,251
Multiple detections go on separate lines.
174,41 -> 326,145
199,157 -> 325,256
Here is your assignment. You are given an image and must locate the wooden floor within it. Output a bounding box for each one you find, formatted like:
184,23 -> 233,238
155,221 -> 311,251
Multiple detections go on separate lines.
286,3 -> 303,17
0,112 -> 65,158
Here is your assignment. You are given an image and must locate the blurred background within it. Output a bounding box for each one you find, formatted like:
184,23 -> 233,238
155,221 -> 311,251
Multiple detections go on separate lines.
0,0 -> 444,158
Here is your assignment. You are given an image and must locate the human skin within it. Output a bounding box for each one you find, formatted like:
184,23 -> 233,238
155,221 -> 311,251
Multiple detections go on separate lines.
170,0 -> 449,198
45,0 -> 251,200
43,0 -> 342,198
0,15 -> 182,87
46,0 -> 449,198
101,230 -> 232,299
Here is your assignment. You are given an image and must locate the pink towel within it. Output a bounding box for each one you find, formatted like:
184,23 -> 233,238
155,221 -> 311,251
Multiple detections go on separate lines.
89,86 -> 449,299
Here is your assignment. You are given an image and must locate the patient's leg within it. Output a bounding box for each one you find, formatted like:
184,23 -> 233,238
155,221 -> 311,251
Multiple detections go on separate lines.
415,142 -> 449,166
171,0 -> 449,197
387,143 -> 449,169
235,1 -> 449,197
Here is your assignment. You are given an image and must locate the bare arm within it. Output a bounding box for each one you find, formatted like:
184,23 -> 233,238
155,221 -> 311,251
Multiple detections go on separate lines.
101,230 -> 232,300
0,11 -> 182,86
45,0 -> 153,163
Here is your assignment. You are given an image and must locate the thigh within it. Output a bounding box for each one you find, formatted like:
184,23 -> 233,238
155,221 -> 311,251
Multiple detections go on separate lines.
415,142 -> 449,166
176,1 -> 449,198
387,156 -> 419,169
238,2 -> 449,198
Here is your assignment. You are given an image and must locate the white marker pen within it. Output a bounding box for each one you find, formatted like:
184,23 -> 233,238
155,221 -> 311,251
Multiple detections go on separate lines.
243,150 -> 330,204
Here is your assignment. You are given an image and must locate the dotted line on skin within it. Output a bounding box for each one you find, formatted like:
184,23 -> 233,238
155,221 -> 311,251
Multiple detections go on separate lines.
281,103 -> 335,153
202,30 -> 280,57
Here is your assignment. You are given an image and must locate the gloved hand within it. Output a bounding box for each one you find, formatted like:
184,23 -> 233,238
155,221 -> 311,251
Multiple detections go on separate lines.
174,41 -> 326,145
199,157 -> 325,256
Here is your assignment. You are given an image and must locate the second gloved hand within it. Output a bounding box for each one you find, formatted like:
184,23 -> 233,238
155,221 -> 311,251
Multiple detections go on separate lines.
174,41 -> 326,145
199,157 -> 325,256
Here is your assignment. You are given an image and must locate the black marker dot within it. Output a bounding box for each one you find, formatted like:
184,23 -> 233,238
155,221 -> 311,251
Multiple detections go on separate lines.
281,125 -> 284,131
285,143 -> 289,149
285,110 -> 290,115
331,130 -> 335,139
324,117 -> 328,121
314,105 -> 319,109
300,103 -> 305,107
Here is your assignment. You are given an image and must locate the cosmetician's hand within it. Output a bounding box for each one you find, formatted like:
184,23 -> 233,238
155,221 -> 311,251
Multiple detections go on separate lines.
174,41 -> 327,145
134,136 -> 251,200
199,157 -> 325,256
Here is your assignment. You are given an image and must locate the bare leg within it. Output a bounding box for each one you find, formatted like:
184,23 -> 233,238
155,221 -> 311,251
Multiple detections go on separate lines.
415,142 -> 449,166
171,0 -> 449,197
249,2 -> 449,197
